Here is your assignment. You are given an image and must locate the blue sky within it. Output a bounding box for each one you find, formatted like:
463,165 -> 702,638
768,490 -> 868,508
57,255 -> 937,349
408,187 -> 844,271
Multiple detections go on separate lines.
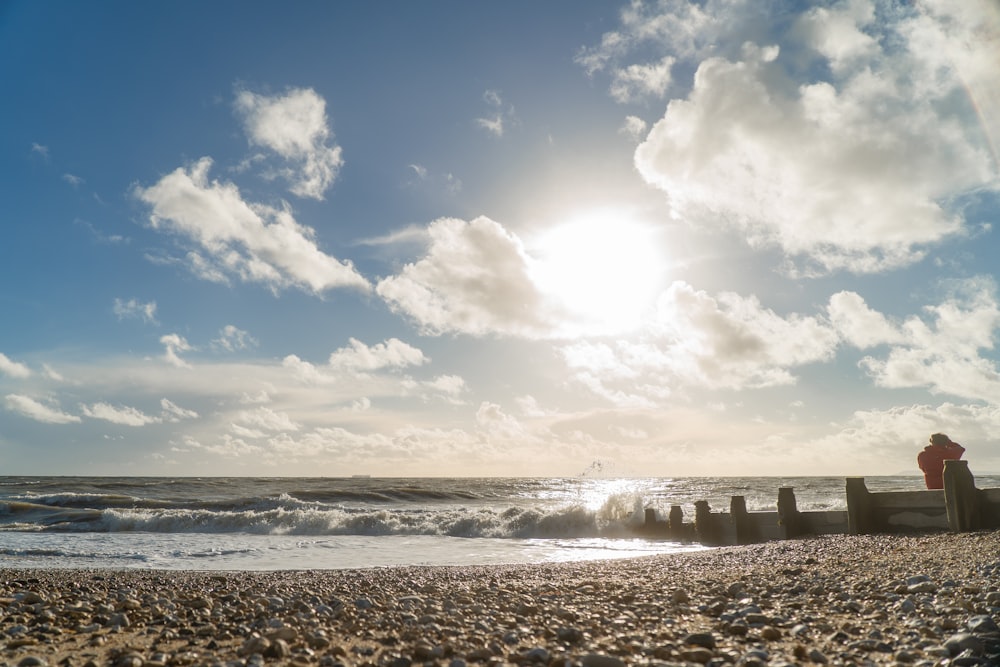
3,0 -> 1000,476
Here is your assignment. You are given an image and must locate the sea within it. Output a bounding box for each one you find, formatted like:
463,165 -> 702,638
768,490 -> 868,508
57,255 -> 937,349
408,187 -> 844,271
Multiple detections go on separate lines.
2,475 -> 994,571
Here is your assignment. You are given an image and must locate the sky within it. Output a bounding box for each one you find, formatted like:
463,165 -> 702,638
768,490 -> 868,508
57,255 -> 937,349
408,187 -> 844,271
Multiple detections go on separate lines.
2,0 -> 1000,477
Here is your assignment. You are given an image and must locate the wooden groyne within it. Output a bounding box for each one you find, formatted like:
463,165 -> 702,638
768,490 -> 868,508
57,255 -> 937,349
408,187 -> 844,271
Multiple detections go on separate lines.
639,460 -> 1000,546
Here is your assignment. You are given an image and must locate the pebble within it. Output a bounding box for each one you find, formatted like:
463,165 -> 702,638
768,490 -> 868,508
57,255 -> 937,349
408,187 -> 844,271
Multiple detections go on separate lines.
0,531 -> 999,667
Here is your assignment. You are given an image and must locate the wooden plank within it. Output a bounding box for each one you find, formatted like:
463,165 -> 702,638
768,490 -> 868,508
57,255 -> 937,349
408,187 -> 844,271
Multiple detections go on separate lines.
869,490 -> 944,508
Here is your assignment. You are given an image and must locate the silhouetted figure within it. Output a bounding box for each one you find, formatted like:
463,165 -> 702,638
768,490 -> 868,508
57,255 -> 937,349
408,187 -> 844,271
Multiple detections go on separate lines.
917,433 -> 965,490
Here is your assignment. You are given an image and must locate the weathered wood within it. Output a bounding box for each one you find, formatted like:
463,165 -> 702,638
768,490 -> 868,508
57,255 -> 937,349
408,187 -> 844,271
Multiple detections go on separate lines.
695,500 -> 722,546
799,510 -> 849,535
867,490 -> 945,508
730,495 -> 759,544
943,459 -> 981,532
777,487 -> 799,539
846,477 -> 873,534
668,504 -> 685,540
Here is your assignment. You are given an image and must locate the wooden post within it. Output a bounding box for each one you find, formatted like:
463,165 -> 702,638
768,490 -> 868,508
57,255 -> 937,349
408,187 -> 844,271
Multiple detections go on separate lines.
668,504 -> 684,540
943,459 -> 980,532
730,495 -> 757,544
777,487 -> 799,539
694,500 -> 720,546
846,477 -> 873,535
644,507 -> 657,529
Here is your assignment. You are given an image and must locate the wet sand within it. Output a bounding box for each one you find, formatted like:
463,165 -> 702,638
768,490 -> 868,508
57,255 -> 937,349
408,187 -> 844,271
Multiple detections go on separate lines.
2,531 -> 999,666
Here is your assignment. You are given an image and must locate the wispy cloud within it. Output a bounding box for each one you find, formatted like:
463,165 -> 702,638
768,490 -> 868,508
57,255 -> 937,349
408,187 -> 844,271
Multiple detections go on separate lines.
114,298 -> 158,325
5,394 -> 80,424
476,90 -> 517,137
212,325 -> 258,352
81,401 -> 161,426
0,353 -> 31,379
62,173 -> 84,188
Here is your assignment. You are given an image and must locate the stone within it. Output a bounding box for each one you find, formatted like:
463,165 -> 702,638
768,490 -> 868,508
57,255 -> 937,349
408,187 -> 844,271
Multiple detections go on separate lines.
807,648 -> 829,664
17,658 -> 49,667
680,647 -> 714,664
579,654 -> 626,667
945,633 -> 984,656
968,615 -> 999,634
264,638 -> 291,659
683,632 -> 716,649
524,647 -> 549,663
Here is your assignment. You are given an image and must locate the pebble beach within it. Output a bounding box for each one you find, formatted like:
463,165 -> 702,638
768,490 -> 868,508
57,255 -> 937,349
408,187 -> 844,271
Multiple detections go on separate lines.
2,531 -> 999,667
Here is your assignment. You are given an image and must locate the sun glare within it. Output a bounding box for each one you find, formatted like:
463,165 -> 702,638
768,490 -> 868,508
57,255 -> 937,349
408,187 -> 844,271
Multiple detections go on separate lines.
529,210 -> 666,335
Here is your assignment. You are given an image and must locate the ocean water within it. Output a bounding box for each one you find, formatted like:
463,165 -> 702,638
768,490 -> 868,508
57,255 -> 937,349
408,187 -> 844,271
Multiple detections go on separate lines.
1,475 -> 989,571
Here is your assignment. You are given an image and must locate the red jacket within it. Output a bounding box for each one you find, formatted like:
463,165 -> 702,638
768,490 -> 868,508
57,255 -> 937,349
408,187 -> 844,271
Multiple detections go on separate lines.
917,442 -> 965,489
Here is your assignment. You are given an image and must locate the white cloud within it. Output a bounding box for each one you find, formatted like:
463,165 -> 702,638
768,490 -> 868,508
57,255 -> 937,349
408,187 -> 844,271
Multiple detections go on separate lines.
620,115 -> 648,141
212,325 -> 258,352
233,406 -> 300,433
560,281 -> 841,402
161,398 -> 198,422
591,1 -> 997,274
30,143 -> 49,159
376,217 -> 555,337
807,401 -> 1000,473
234,87 -> 344,200
476,89 -> 516,137
81,402 -> 161,427
792,0 -> 877,72
0,353 -> 31,379
5,394 -> 81,424
114,298 -> 158,325
828,291 -> 906,348
161,333 -> 193,368
63,173 -> 84,188
402,374 -> 468,404
135,157 -> 370,294
327,337 -> 427,373
842,278 -> 1000,403
609,55 -> 675,103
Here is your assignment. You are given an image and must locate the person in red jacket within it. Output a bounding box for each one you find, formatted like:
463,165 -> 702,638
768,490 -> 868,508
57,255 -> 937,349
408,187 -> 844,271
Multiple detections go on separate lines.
917,433 -> 966,489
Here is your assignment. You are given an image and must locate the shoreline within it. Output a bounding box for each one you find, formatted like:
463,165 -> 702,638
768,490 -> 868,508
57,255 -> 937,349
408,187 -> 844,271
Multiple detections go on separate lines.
2,531 -> 999,666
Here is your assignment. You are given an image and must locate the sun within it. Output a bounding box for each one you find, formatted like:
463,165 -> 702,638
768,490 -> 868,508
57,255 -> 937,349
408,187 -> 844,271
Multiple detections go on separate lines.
528,209 -> 667,335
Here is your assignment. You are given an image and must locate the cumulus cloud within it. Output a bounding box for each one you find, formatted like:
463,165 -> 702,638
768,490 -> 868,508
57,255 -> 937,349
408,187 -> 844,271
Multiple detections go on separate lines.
135,157 -> 369,294
590,0 -> 997,274
81,402 -> 161,426
161,334 -> 193,368
0,353 -> 31,379
560,280 -> 841,402
327,338 -> 427,373
5,394 -> 81,424
376,217 -> 556,337
113,298 -> 158,325
234,87 -> 344,199
832,277 -> 1000,403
